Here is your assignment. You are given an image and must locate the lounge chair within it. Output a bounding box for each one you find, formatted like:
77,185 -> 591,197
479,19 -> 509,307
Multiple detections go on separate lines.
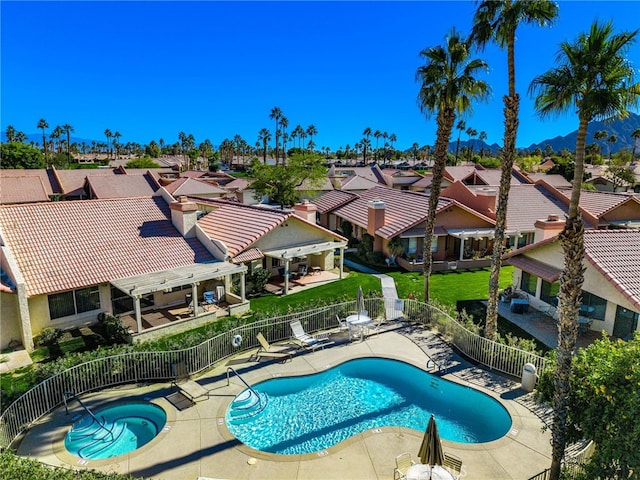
443,452 -> 463,480
171,362 -> 209,404
335,314 -> 349,333
394,452 -> 416,480
298,264 -> 308,277
289,320 -> 334,351
256,333 -> 293,361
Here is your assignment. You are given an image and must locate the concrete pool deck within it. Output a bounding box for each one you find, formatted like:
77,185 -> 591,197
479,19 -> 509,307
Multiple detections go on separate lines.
16,327 -> 553,479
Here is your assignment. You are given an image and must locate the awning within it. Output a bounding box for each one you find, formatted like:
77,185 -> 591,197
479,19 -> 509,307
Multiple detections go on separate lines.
446,228 -> 520,239
263,240 -> 348,259
505,255 -> 562,283
111,262 -> 247,296
232,248 -> 264,264
400,226 -> 447,238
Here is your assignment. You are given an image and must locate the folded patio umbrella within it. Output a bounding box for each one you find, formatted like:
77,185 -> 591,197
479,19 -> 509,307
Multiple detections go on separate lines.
418,414 -> 444,467
356,285 -> 365,318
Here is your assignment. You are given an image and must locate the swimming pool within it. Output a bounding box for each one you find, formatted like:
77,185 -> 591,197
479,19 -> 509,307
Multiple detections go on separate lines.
226,357 -> 511,455
65,401 -> 167,459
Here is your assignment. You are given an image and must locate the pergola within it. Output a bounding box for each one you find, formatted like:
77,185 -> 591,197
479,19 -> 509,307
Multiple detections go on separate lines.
111,261 -> 247,333
262,240 -> 348,294
446,228 -> 521,261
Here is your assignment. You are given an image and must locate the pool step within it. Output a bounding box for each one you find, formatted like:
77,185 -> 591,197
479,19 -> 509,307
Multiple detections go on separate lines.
228,391 -> 268,423
77,422 -> 130,459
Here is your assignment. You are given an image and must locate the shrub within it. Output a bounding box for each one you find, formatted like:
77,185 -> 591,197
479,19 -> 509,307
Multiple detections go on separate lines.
246,268 -> 271,295
96,313 -> 130,345
35,327 -> 63,347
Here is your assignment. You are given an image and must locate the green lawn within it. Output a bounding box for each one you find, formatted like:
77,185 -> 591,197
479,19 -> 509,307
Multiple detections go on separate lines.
389,266 -> 514,306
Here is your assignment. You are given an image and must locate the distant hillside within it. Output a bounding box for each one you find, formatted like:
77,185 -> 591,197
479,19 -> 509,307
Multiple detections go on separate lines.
526,112 -> 640,154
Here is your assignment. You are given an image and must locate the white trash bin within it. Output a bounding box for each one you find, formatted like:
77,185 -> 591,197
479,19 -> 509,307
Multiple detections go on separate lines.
521,363 -> 538,392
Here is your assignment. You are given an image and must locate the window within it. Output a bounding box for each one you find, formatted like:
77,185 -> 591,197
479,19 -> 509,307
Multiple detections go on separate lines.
292,256 -> 307,264
581,291 -> 607,321
110,286 -> 153,315
271,257 -> 284,268
407,237 -> 418,255
540,280 -> 559,306
431,237 -> 438,253
48,286 -> 100,320
520,271 -> 537,295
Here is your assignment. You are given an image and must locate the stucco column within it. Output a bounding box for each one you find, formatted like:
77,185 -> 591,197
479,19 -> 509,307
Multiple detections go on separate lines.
284,260 -> 290,294
16,284 -> 34,351
134,296 -> 142,333
459,237 -> 465,261
339,247 -> 344,279
192,282 -> 199,316
240,272 -> 246,302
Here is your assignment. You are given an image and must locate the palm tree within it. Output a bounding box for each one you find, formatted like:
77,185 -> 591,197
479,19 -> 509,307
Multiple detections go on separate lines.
454,120 -> 466,164
529,20 -> 639,480
607,134 -> 618,161
362,127 -> 372,162
416,28 -> 490,302
258,128 -> 271,164
478,131 -> 488,158
62,124 -> 74,165
280,116 -> 289,163
632,127 -> 640,160
466,128 -> 478,162
51,126 -> 63,153
104,129 -> 113,158
374,130 -> 381,161
37,118 -> 49,162
113,131 -> 122,159
361,138 -> 371,164
472,0 -> 559,340
389,133 -> 397,161
269,106 -> 282,164
5,125 -> 16,143
306,125 -> 318,151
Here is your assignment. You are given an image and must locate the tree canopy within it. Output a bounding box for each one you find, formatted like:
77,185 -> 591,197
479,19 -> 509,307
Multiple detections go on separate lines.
537,333 -> 640,478
248,153 -> 326,209
1,142 -> 45,169
125,157 -> 160,169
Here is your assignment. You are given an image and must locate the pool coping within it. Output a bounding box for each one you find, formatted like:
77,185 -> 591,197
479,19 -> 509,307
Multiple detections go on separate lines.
215,352 -> 523,462
16,329 -> 552,479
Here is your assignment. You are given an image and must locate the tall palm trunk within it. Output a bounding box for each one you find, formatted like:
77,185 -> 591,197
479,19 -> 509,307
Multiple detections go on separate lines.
549,115 -> 588,480
423,109 -> 456,301
485,31 -> 519,340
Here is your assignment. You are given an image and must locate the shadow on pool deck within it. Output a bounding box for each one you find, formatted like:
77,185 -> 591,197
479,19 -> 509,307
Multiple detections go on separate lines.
16,326 -> 553,480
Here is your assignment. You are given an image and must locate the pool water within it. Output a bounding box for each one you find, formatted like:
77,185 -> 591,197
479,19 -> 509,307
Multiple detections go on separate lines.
226,357 -> 512,455
65,401 -> 167,459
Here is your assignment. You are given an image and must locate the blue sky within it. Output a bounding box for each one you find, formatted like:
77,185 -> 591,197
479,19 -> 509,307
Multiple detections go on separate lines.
2,1 -> 639,151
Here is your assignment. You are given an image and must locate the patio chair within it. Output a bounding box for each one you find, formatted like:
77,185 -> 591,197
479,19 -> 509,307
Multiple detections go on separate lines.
289,320 -> 334,351
298,264 -> 308,277
393,452 -> 416,480
255,333 -> 293,361
202,291 -> 216,311
443,452 -> 463,480
171,362 -> 210,404
335,314 -> 349,333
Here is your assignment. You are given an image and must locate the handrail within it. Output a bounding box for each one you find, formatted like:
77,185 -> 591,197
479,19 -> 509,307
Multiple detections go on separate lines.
426,356 -> 447,374
226,367 -> 260,399
63,392 -> 114,440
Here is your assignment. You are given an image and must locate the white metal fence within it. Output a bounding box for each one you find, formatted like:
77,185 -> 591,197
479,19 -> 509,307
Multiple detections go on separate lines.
0,298 -> 548,448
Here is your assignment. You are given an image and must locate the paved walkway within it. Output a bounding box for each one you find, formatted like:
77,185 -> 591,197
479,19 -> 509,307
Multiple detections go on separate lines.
18,328 -> 552,480
0,349 -> 32,373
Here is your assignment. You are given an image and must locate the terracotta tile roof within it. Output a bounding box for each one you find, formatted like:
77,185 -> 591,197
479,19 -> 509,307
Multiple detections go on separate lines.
444,165 -> 524,186
506,255 -> 562,283
164,177 -> 227,196
0,176 -> 52,204
231,247 -> 264,264
503,184 -> 572,232
583,229 -> 640,311
198,203 -> 290,257
86,174 -> 159,198
332,186 -> 468,239
556,188 -> 640,218
0,197 -> 214,296
339,175 -> 381,191
411,174 -> 434,189
527,174 -> 571,187
312,190 -> 358,214
225,178 -> 250,190
331,166 -> 387,185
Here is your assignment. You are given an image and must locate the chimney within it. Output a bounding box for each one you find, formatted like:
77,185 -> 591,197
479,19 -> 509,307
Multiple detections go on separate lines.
170,196 -> 198,238
293,199 -> 318,224
475,188 -> 497,213
367,200 -> 385,251
534,214 -> 565,242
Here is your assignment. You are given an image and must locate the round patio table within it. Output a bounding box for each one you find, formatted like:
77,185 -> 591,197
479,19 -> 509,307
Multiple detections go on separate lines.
406,463 -> 455,480
346,314 -> 372,341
